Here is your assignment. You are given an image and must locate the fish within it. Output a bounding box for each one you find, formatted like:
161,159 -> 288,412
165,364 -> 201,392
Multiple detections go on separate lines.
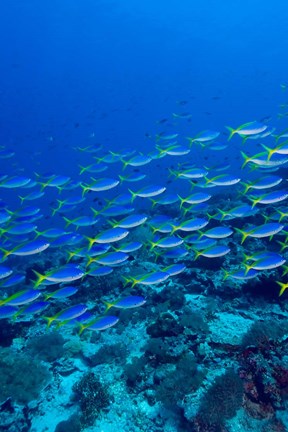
199,226 -> 233,239
81,177 -> 119,195
85,227 -> 129,249
0,240 -> 50,259
129,185 -> 166,201
248,190 -> 288,207
119,173 -> 147,183
276,281 -> 288,296
79,163 -> 108,175
243,255 -> 286,274
122,271 -> 170,287
63,215 -> 99,228
112,241 -> 143,253
121,154 -> 152,169
103,295 -> 146,312
171,218 -> 209,233
44,304 -> 88,327
87,251 -> 129,266
0,289 -> 41,306
44,286 -> 78,300
33,264 -> 85,287
226,121 -> 267,141
13,301 -> 49,318
78,315 -> 119,334
149,235 -> 184,249
194,245 -> 230,259
187,130 -> 220,144
0,305 -> 18,319
178,193 -> 211,208
0,265 -> 13,280
108,214 -> 147,229
169,167 -> 208,179
222,268 -> 258,280
235,223 -> 284,244
86,266 -> 114,277
162,263 -> 186,276
240,175 -> 283,194
0,274 -> 25,288
0,176 -> 31,188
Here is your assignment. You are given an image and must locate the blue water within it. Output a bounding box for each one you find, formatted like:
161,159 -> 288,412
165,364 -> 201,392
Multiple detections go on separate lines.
1,0 -> 288,170
1,1 -> 288,431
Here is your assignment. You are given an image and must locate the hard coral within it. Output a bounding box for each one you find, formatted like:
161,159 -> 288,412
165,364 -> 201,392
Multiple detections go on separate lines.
196,368 -> 243,428
27,332 -> 66,362
72,372 -> 110,427
0,347 -> 51,404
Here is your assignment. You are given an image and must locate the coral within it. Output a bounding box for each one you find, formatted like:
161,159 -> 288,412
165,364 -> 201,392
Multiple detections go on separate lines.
27,332 -> 66,362
144,335 -> 187,364
72,372 -> 110,427
123,355 -> 148,387
0,320 -> 30,348
0,347 -> 51,404
155,353 -> 206,407
241,320 -> 288,351
180,310 -> 209,334
146,312 -> 184,338
87,342 -> 128,367
54,414 -> 81,432
196,368 -> 243,428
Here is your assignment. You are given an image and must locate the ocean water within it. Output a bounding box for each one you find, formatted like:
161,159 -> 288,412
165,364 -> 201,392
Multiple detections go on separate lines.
1,1 -> 288,431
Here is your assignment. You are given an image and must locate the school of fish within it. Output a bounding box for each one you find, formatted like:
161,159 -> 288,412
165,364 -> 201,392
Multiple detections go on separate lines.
1,93 -> 288,335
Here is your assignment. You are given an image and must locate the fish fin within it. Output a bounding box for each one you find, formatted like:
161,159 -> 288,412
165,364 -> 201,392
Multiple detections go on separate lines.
261,144 -> 273,159
225,126 -> 235,141
234,227 -> 247,244
32,270 -> 45,288
277,281 -> 288,296
78,323 -> 86,335
103,301 -> 113,313
43,316 -> 54,328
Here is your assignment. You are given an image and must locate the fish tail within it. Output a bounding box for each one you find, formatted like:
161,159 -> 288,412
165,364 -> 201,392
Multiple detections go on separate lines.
276,240 -> 287,253
282,265 -> 288,277
186,137 -> 194,147
234,227 -> 248,244
240,151 -> 249,169
242,253 -> 251,262
0,247 -> 10,260
78,323 -> 86,335
121,160 -> 129,170
63,217 -> 72,228
84,236 -> 94,251
103,301 -> 113,313
79,165 -> 87,175
225,126 -> 235,141
240,182 -> 250,195
243,264 -> 251,276
32,270 -> 46,288
122,276 -> 131,287
221,268 -> 230,280
43,316 -> 54,328
128,189 -> 137,203
18,195 -> 25,204
197,230 -> 204,239
261,144 -> 274,161
177,195 -> 184,209
193,249 -> 201,260
277,281 -> 288,296
81,184 -> 88,197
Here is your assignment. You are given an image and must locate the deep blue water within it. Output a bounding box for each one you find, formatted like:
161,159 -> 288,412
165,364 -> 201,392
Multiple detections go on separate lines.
1,0 -> 288,174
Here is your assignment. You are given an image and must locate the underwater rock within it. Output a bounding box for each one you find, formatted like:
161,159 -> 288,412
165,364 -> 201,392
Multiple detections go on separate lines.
146,312 -> 184,338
